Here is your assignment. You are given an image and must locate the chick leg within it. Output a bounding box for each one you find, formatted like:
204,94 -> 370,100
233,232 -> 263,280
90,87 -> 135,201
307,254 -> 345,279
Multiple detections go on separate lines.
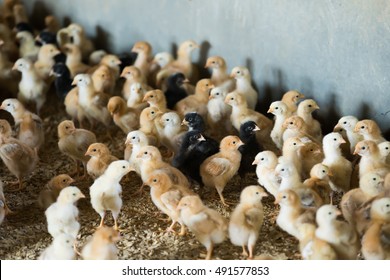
6,177 -> 24,192
215,185 -> 234,206
248,244 -> 255,260
178,223 -> 186,236
205,243 -> 214,260
242,245 -> 248,257
98,211 -> 106,228
166,220 -> 177,233
112,211 -> 120,231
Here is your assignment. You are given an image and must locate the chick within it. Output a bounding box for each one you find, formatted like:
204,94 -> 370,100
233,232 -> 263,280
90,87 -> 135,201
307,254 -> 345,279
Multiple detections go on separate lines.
280,137 -> 305,178
322,132 -> 352,193
230,66 -> 257,110
143,89 -> 169,113
0,181 -> 11,224
63,43 -> 90,77
124,130 -> 149,174
354,119 -> 386,144
299,140 -> 324,180
334,116 -> 362,153
281,90 -> 305,114
361,197 -> 390,260
38,234 -> 76,260
146,171 -> 194,234
81,226 -> 121,260
51,62 -> 74,101
64,87 -> 85,127
238,121 -> 262,178
0,119 -> 38,191
90,160 -> 132,229
297,99 -> 322,141
88,49 -> 107,66
282,115 -> 314,143
200,135 -> 244,206
206,87 -> 233,139
92,64 -> 115,94
267,101 -> 291,149
38,174 -> 75,210
177,195 -> 228,260
204,55 -> 235,92
315,204 -> 360,259
225,91 -> 275,152
173,130 -> 219,183
164,72 -> 189,109
175,79 -> 214,119
379,141 -> 390,164
85,143 -> 118,180
15,31 -> 39,61
57,120 -> 97,177
137,145 -> 190,189
354,140 -> 390,178
44,15 -> 60,33
120,66 -> 149,100
229,185 -> 268,259
303,163 -> 332,205
126,82 -> 148,111
34,44 -> 60,80
152,52 -> 174,69
252,151 -> 280,197
107,96 -> 139,134
159,111 -> 186,154
45,186 -> 85,239
139,106 -> 162,146
131,41 -> 152,80
57,23 -> 94,60
275,190 -> 316,240
12,58 -> 48,114
72,73 -> 111,127
0,98 -> 44,150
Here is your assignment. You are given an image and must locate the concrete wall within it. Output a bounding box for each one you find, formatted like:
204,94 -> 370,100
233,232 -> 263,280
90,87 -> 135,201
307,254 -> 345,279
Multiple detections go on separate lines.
23,0 -> 390,136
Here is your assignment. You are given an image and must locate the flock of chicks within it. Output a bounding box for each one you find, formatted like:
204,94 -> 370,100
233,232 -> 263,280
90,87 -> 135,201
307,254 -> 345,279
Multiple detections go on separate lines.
0,0 -> 390,260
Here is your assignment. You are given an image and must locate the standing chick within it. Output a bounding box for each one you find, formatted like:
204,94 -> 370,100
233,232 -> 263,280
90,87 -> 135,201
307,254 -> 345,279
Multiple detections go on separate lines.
124,130 -> 149,174
206,87 -> 232,139
90,160 -> 132,230
354,119 -> 386,144
107,96 -> 139,134
45,186 -> 85,239
57,120 -> 97,177
281,90 -> 305,114
229,185 -> 268,259
334,116 -> 362,153
204,55 -> 235,92
238,121 -> 262,178
177,195 -> 228,260
252,151 -> 280,197
200,135 -> 244,206
85,143 -> 118,180
230,66 -> 257,110
164,72 -> 189,109
81,226 -> 121,260
268,101 -> 291,149
38,174 -> 75,210
38,234 -> 76,260
297,99 -> 322,141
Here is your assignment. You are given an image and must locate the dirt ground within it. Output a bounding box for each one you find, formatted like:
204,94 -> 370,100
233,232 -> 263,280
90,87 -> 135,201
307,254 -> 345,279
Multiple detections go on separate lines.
0,94 -> 300,260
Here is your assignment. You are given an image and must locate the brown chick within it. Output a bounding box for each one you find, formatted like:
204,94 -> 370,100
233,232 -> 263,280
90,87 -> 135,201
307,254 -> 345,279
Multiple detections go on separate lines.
107,96 -> 139,134
85,143 -> 118,180
81,226 -> 120,260
225,91 -> 276,152
303,163 -> 332,205
44,15 -> 60,33
139,106 -> 163,146
200,135 -> 244,206
57,120 -> 97,178
13,3 -> 28,24
361,197 -> 390,260
299,140 -> 324,179
92,54 -> 122,80
281,90 -> 305,114
282,115 -> 316,143
174,79 -> 214,119
37,174 -> 75,210
92,64 -> 115,94
204,55 -> 235,92
34,44 -> 60,80
120,66 -> 150,100
63,43 -> 90,78
0,119 -> 38,191
143,89 -> 169,113
354,119 -> 386,144
145,171 -> 195,235
131,41 -> 153,81
64,87 -> 86,127
177,195 -> 228,260
297,99 -> 322,141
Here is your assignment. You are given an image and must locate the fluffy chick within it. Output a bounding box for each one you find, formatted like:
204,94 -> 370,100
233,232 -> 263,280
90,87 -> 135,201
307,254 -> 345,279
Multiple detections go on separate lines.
124,130 -> 149,174
205,55 -> 235,92
0,119 -> 38,191
354,119 -> 386,144
63,43 -> 90,78
177,195 -> 228,260
315,204 -> 360,259
107,96 -> 139,134
206,87 -> 232,139
38,174 -> 75,210
139,106 -> 163,146
51,62 -> 74,101
90,160 -> 132,230
131,41 -> 152,80
34,44 -> 60,80
281,90 -> 305,114
200,135 -> 244,206
164,72 -> 189,109
126,82 -> 148,111
81,226 -> 121,260
143,89 -> 169,113
252,151 -> 280,197
229,185 -> 268,259
268,100 -> 291,149
297,99 -> 322,141
354,140 -> 390,178
45,186 -> 85,239
38,234 -> 76,260
238,121 -> 262,178
303,163 -> 332,205
86,143 -> 118,180
230,66 -> 257,110
57,120 -> 97,177
159,111 -> 186,154
334,116 -> 362,153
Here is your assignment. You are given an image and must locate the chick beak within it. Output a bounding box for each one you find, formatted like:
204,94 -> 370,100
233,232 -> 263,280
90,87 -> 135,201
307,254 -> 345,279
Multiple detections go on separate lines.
182,78 -> 190,84
353,126 -> 359,133
204,61 -> 211,68
125,139 -> 131,145
69,178 -> 76,184
334,124 -> 341,131
253,125 -> 261,132
136,153 -> 143,159
229,73 -> 236,79
12,64 -> 17,71
274,198 -> 280,205
238,140 -> 245,147
335,209 -> 342,216
327,170 -> 333,177
267,108 -> 273,113
71,79 -> 77,86
208,94 -> 213,100
314,105 -> 320,110
224,97 -> 230,104
339,138 -> 346,144
353,147 -> 359,155
142,96 -> 148,102
85,151 -> 91,156
252,159 -> 259,165
49,69 -> 55,77
120,71 -> 126,78
79,193 -> 86,199
198,135 -> 206,142
181,119 -> 189,126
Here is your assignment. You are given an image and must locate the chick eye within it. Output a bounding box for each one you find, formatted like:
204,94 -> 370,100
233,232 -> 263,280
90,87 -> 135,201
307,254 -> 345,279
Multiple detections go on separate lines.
281,168 -> 285,172
212,61 -> 215,64
216,92 -> 219,95
328,212 -> 332,215
295,95 -> 299,98
19,64 -> 22,67
189,44 -> 193,47
127,72 -> 131,75
308,104 -> 312,107
293,143 -> 297,146
343,121 -> 347,124
92,149 -> 96,152
386,204 -> 390,207
78,79 -> 82,82
237,71 -> 240,74
361,126 -> 365,129
289,122 -> 293,125
63,179 -> 66,182
333,138 -> 337,141
362,146 -> 366,150
261,158 -> 264,161
232,141 -> 236,144
122,165 -> 126,169
153,179 -> 157,182
282,195 -> 286,199
205,84 -> 209,87
132,136 -> 135,139
150,95 -> 154,98
7,104 -> 10,106
310,149 -> 314,152
275,107 -> 279,110
151,111 -> 155,114
144,151 -> 148,154
73,193 -> 76,196
373,177 -> 377,181
322,170 -> 326,173
230,98 -> 234,100
66,240 -> 70,244
65,126 -> 69,129
166,119 -> 169,121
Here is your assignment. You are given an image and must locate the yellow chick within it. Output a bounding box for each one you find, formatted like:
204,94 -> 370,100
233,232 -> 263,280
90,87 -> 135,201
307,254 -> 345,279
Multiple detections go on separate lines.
200,135 -> 244,206
282,115 -> 314,143
91,64 -> 115,94
126,82 -> 148,111
315,204 -> 360,259
297,99 -> 322,141
57,120 -> 97,178
230,66 -> 258,110
90,160 -> 132,230
85,143 -> 118,180
298,140 -> 324,180
143,89 -> 169,113
229,185 -> 268,259
81,226 -> 121,260
334,116 -> 362,153
120,66 -> 150,100
139,106 -> 162,146
361,197 -> 390,260
63,43 -> 90,78
177,195 -> 228,260
354,119 -> 386,144
15,31 -> 40,61
37,174 -> 75,210
64,87 -> 85,127
204,55 -> 235,92
124,130 -> 149,174
174,79 -> 214,119
131,41 -> 153,80
268,100 -> 291,149
281,90 -> 305,114
303,163 -> 332,205
354,140 -> 390,178
34,44 -> 60,80
145,171 -> 194,234
0,119 -> 38,191
252,151 -> 280,197
107,96 -> 139,134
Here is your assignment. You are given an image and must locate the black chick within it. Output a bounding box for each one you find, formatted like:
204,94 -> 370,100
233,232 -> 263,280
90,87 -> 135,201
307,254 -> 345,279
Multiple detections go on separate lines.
165,73 -> 188,109
35,31 -> 57,46
182,112 -> 206,132
238,121 -> 263,178
119,52 -> 138,72
15,22 -> 34,34
173,130 -> 219,183
52,63 -> 74,101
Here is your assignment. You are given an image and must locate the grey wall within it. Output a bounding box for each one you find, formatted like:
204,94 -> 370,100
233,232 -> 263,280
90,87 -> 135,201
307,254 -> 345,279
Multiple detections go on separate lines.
23,0 -> 390,136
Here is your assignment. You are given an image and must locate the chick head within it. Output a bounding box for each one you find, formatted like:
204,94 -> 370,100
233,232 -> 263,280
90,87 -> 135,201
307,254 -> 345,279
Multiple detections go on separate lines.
274,189 -> 299,206
177,195 -> 203,212
354,120 -> 379,136
370,197 -> 390,222
12,57 -> 32,71
353,140 -> 378,156
85,143 -> 110,158
72,73 -> 91,87
230,66 -> 250,79
101,54 -> 121,67
224,92 -> 246,107
267,101 -> 288,115
178,40 -> 199,55
131,41 -> 152,54
298,99 -> 320,113
316,204 -> 341,225
51,174 -> 75,191
146,171 -> 172,189
205,56 -> 225,69
252,151 -> 278,166
282,115 -> 305,130
0,119 -> 12,138
125,130 -> 147,146
107,96 -> 125,116
105,160 -> 132,177
195,79 -> 214,94
220,135 -> 244,151
359,172 -> 384,197
0,98 -> 24,115
209,87 -> 227,100
310,163 -> 332,180
322,132 -> 346,148
240,185 -> 268,204
57,120 -> 76,138
58,186 -> 85,204
335,115 -> 359,131
120,66 -> 140,79
137,145 -> 161,161
283,90 -> 305,104
160,112 -> 180,127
